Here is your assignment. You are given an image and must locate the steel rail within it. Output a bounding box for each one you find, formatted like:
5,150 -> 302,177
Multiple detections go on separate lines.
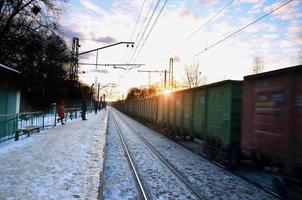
210,161 -> 281,199
111,114 -> 149,200
117,108 -> 281,199
112,109 -> 205,200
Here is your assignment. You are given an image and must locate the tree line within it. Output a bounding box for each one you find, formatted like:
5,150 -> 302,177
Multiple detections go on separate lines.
0,0 -> 92,111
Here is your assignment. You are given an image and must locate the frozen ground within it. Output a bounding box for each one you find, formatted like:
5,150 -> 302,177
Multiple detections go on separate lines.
111,110 -> 198,200
112,108 -> 277,200
178,140 -> 275,192
0,110 -> 107,200
102,112 -> 140,200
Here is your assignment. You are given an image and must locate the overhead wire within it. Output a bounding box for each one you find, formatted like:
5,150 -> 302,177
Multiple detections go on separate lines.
129,0 -> 162,64
132,0 -> 169,63
171,0 -> 234,54
193,0 -> 296,58
125,0 -> 156,64
130,0 -> 147,42
134,0 -> 157,45
123,0 -> 147,64
129,0 -> 232,72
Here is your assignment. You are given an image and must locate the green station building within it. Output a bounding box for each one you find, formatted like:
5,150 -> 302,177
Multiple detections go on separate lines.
0,64 -> 21,141
0,64 -> 21,114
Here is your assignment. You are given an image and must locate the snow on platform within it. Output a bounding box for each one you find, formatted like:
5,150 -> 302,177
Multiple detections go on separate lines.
0,110 -> 108,200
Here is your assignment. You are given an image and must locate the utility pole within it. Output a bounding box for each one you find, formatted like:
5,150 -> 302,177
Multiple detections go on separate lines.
169,58 -> 174,90
164,70 -> 167,90
168,61 -> 171,87
70,37 -> 80,82
137,70 -> 168,87
97,83 -> 100,102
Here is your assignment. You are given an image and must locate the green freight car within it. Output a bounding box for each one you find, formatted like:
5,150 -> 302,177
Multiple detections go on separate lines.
161,80 -> 242,162
113,80 -> 242,164
199,80 -> 242,163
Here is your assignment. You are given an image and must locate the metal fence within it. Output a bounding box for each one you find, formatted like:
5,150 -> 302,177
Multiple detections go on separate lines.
0,105 -> 94,143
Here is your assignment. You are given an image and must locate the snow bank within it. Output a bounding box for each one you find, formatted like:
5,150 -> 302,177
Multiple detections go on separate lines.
0,111 -> 107,200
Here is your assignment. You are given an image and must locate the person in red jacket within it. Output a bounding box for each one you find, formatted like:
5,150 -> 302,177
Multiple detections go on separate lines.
57,101 -> 65,125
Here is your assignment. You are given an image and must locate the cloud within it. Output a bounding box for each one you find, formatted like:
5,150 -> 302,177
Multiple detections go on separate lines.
264,1 -> 301,20
173,55 -> 181,63
62,27 -> 85,39
248,3 -> 264,14
62,0 -> 302,99
195,0 -> 219,8
287,25 -> 301,34
242,22 -> 278,33
80,0 -> 106,15
179,10 -> 200,20
238,0 -> 264,4
92,36 -> 117,44
78,53 -> 95,61
92,69 -> 109,74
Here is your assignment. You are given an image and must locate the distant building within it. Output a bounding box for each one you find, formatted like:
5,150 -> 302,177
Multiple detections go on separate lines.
0,64 -> 21,114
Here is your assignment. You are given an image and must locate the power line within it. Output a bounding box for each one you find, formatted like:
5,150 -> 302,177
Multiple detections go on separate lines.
171,0 -> 234,53
133,0 -> 169,62
130,0 -> 147,41
193,0 -> 295,57
133,0 -> 156,46
126,0 -> 156,64
129,0 -> 162,63
123,0 -> 147,64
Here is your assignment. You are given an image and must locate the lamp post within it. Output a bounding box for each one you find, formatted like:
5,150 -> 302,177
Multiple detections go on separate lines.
90,83 -> 94,107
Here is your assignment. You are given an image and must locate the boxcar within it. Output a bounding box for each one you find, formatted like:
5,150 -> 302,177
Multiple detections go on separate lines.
167,93 -> 175,129
163,95 -> 169,127
192,87 -> 206,139
183,89 -> 193,137
150,96 -> 158,123
158,96 -> 165,125
174,92 -> 183,133
198,80 -> 242,162
241,65 -> 302,175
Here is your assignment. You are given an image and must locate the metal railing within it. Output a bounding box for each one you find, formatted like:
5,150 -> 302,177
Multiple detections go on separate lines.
0,106 -> 93,143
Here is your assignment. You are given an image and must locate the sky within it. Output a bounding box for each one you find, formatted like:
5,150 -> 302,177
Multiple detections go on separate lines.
60,0 -> 302,100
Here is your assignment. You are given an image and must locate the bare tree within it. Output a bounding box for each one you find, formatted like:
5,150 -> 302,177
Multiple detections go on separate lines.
183,63 -> 206,88
251,57 -> 264,74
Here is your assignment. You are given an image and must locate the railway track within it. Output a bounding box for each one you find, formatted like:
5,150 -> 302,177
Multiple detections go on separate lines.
211,161 -> 282,199
111,113 -> 149,200
111,107 -> 279,200
111,109 -> 205,200
171,137 -> 282,199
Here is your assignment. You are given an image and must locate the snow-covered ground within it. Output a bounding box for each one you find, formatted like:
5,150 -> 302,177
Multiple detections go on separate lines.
178,140 -> 276,192
110,109 -> 198,199
111,108 -> 278,200
0,110 -> 107,200
102,112 -> 140,200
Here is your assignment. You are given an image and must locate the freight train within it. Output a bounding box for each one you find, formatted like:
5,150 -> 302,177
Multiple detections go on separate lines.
113,65 -> 302,196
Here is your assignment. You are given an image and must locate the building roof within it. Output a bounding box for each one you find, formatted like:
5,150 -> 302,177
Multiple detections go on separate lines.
0,63 -> 21,74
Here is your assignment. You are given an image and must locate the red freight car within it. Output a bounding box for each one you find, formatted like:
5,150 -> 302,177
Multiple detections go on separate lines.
241,65 -> 302,176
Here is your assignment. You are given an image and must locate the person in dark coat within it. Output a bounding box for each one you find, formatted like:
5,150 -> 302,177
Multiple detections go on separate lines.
94,101 -> 98,114
81,99 -> 87,120
57,101 -> 65,125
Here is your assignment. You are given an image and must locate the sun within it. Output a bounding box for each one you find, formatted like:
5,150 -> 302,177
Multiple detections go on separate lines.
163,89 -> 171,96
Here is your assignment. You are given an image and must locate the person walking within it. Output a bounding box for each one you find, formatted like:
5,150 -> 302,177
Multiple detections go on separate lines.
81,99 -> 87,120
57,101 -> 65,125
